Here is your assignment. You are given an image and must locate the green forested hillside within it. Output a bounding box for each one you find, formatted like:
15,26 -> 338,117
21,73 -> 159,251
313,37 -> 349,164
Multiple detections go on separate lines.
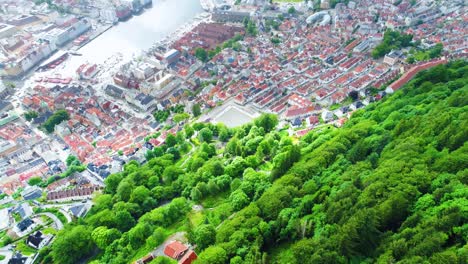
40,61 -> 468,264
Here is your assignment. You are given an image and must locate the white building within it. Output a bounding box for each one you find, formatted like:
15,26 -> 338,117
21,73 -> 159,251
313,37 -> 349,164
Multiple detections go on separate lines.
43,19 -> 91,47
126,92 -> 156,111
133,63 -> 155,80
321,110 -> 334,122
20,42 -> 55,73
55,122 -> 71,138
0,208 -> 10,231
154,73 -> 174,90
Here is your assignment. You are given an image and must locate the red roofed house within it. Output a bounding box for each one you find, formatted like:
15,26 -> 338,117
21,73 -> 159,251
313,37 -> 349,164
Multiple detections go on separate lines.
385,58 -> 447,93
179,250 -> 197,264
308,115 -> 319,126
283,106 -> 316,120
164,241 -> 197,264
164,241 -> 187,259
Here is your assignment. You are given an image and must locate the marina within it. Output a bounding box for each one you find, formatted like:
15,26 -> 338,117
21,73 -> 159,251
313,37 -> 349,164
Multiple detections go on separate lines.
53,0 -> 204,76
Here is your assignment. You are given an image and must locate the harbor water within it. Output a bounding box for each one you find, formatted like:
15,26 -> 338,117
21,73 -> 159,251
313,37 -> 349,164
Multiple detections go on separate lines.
61,0 -> 204,73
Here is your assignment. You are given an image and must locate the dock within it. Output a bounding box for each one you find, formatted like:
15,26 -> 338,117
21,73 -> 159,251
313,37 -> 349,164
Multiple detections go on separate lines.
70,24 -> 113,52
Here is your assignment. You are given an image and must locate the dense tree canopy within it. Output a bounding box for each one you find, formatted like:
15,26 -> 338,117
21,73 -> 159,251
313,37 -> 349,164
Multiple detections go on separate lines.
51,225 -> 94,264
372,29 -> 413,59
44,62 -> 467,264
43,109 -> 69,133
195,48 -> 208,62
24,110 -> 38,121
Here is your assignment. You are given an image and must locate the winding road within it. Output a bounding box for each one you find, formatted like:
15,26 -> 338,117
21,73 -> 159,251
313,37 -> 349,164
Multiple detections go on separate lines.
40,204 -> 74,223
36,212 -> 64,230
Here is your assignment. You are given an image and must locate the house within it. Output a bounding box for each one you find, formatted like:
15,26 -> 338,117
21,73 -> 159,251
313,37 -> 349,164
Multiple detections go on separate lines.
308,115 -> 319,126
349,101 -> 364,111
321,110 -> 334,122
21,186 -> 42,200
7,253 -> 29,264
385,58 -> 447,93
47,186 -> 100,201
353,39 -> 372,53
334,106 -> 350,118
383,50 -> 403,65
212,10 -> 250,23
134,93 -> 156,112
179,250 -> 198,264
334,108 -> 344,118
16,218 -> 34,232
135,253 -> 154,264
105,84 -> 125,98
69,203 -> 91,218
0,100 -> 13,113
164,241 -> 188,259
26,231 -> 49,249
15,203 -> 33,219
283,106 -> 316,120
164,241 -> 198,264
335,118 -> 347,127
288,93 -> 312,108
292,118 -> 302,127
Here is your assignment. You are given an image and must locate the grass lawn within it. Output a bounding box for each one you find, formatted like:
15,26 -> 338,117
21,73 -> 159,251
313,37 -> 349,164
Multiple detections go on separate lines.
201,191 -> 230,208
341,96 -> 354,105
414,51 -> 430,61
131,243 -> 156,262
0,255 -> 5,260
12,213 -> 21,222
51,211 -> 67,224
330,103 -> 341,110
0,203 -> 14,209
188,211 -> 205,227
164,219 -> 187,236
0,231 -> 12,247
16,240 -> 37,256
42,227 -> 58,235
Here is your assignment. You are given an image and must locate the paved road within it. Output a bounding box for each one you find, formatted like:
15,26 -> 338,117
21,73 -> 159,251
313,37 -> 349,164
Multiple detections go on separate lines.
40,204 -> 74,223
36,212 -> 64,230
58,208 -> 72,223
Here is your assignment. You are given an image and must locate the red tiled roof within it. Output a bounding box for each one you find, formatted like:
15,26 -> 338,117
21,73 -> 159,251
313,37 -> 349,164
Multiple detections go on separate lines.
309,115 -> 319,125
164,241 -> 188,259
285,106 -> 315,118
180,250 -> 197,264
389,58 -> 447,91
149,138 -> 162,147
